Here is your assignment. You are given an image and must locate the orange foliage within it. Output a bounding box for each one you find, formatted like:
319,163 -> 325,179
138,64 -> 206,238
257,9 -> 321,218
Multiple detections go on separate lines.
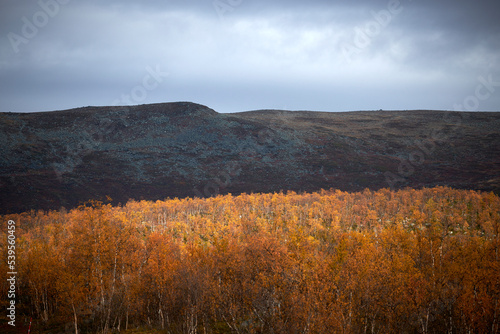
1,187 -> 499,333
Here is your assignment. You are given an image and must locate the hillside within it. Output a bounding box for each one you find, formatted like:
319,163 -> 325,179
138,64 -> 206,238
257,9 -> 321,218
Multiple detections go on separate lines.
1,102 -> 499,213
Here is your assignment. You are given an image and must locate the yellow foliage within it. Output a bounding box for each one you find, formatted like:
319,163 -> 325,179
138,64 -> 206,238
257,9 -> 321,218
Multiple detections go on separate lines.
1,187 -> 499,333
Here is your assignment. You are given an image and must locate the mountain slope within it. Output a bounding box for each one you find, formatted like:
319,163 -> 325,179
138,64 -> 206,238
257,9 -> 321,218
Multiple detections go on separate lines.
1,102 -> 499,213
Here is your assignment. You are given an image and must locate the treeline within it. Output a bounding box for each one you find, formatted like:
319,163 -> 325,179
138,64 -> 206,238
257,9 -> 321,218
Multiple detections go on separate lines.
1,187 -> 500,333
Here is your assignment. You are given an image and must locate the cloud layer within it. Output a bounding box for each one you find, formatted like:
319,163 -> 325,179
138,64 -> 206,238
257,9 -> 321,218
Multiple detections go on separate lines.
1,0 -> 499,112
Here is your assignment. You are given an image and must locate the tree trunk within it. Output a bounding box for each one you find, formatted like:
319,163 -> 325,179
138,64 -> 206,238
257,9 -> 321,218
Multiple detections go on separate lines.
71,301 -> 79,334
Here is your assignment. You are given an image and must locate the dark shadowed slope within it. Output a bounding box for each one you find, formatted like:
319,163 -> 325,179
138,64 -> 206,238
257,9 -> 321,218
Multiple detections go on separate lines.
1,102 -> 499,213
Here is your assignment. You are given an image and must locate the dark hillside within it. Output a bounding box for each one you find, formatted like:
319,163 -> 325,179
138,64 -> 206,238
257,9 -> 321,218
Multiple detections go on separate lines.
1,102 -> 499,213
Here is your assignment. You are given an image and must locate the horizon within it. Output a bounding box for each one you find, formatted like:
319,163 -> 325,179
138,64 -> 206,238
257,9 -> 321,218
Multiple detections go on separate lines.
0,101 -> 500,114
1,101 -> 499,114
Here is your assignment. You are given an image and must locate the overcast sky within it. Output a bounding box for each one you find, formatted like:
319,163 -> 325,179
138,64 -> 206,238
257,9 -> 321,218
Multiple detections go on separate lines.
1,0 -> 499,113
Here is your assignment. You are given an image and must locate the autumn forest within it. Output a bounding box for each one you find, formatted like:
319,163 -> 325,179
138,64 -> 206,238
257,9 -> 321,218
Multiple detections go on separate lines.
1,187 -> 500,333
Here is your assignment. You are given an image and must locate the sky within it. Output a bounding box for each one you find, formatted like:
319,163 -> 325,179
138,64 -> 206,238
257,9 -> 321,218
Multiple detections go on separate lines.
0,0 -> 499,113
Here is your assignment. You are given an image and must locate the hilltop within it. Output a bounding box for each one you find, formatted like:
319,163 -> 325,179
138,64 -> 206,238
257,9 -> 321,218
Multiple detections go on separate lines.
0,102 -> 499,213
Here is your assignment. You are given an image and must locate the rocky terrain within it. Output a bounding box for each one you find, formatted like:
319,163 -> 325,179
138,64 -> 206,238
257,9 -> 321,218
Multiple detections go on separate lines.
1,102 -> 499,213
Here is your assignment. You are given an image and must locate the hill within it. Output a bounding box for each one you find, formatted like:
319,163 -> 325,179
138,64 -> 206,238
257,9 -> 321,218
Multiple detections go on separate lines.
1,102 -> 499,213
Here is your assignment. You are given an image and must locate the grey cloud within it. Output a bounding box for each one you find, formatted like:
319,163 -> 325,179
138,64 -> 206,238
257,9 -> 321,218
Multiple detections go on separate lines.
1,0 -> 499,113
